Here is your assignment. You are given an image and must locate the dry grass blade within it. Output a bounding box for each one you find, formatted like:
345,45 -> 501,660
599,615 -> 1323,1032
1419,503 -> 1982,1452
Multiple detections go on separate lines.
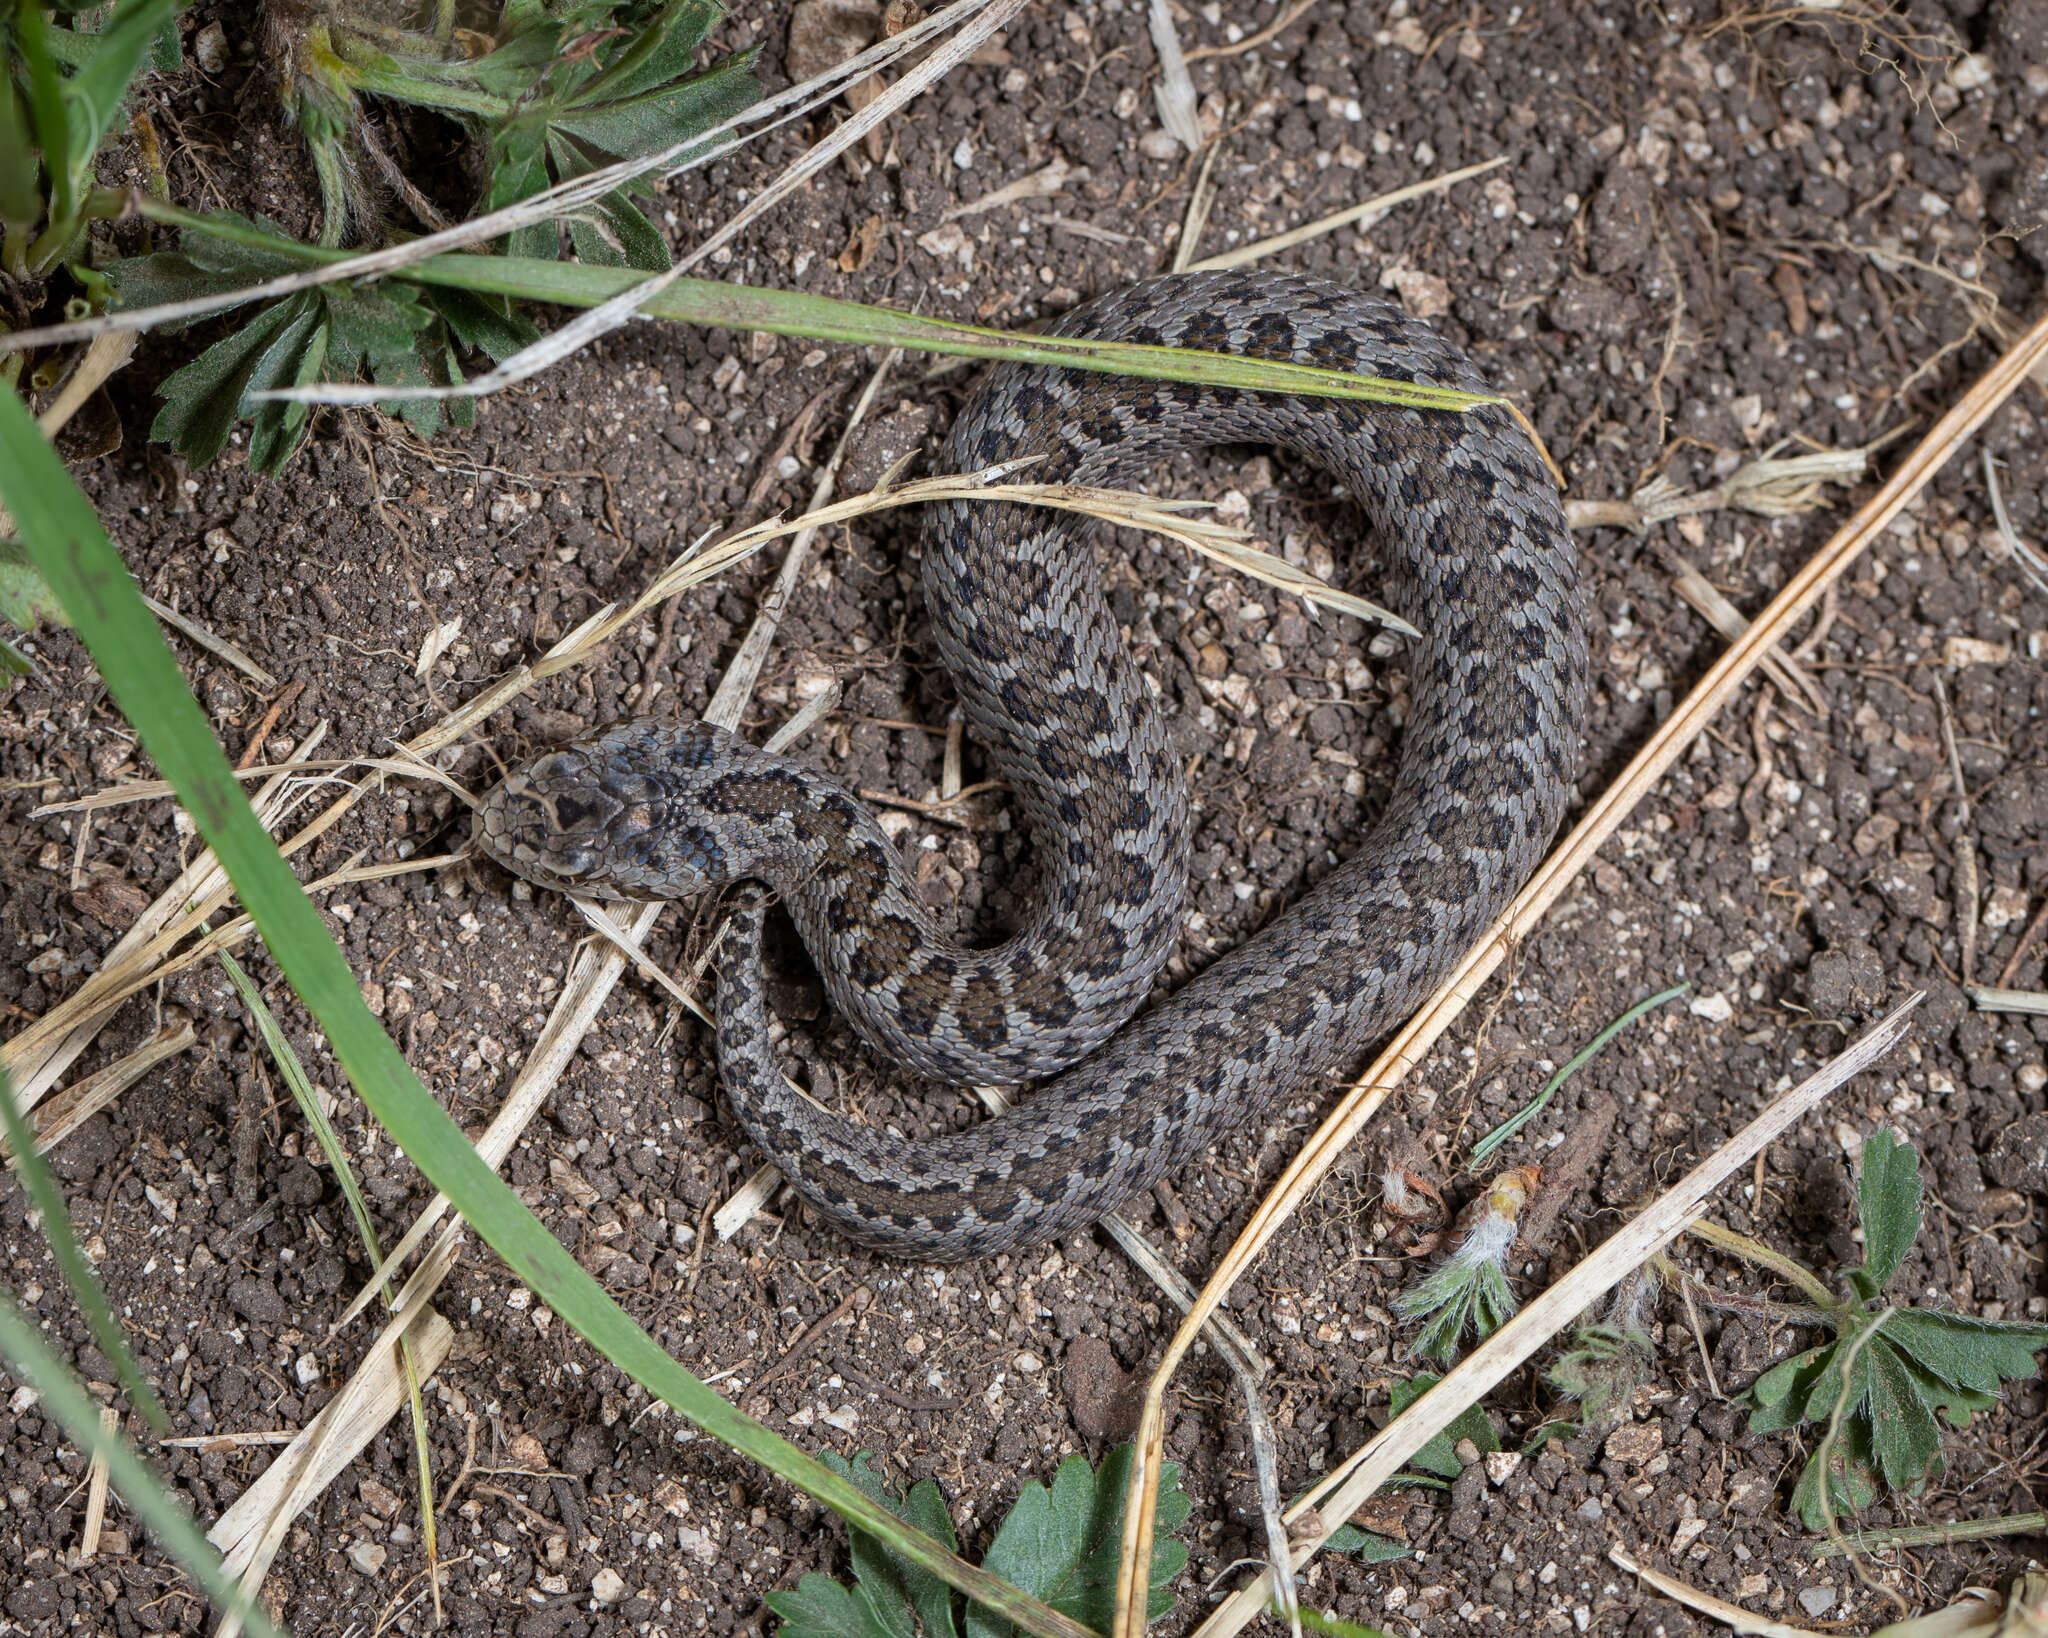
1110,292 -> 2048,1638
1610,1547 -> 1826,1638
1565,438 -> 1891,534
3,729 -> 332,1111
1659,544 -> 1828,717
1965,986 -> 2048,1016
79,1404 -> 119,1562
1187,157 -> 1507,273
1149,0 -> 1204,151
1190,998 -> 1919,1638
3,1023 -> 195,1162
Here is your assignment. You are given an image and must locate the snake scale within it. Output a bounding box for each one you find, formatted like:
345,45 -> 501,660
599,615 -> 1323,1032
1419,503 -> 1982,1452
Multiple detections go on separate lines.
478,270 -> 1585,1261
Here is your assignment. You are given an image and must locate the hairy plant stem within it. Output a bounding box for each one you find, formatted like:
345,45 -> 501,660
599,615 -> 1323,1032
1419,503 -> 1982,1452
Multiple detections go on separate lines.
1684,1218 -> 1845,1313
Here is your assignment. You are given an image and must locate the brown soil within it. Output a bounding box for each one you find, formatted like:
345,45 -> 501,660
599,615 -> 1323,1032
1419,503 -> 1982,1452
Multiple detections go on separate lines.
4,1 -> 2047,1636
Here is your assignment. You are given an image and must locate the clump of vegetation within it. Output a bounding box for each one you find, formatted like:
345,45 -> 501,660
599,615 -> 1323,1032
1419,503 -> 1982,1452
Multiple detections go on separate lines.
1547,1267 -> 1659,1430
5,0 -> 760,468
1395,1166 -> 1536,1364
1721,1130 -> 2048,1530
770,1447 -> 1190,1638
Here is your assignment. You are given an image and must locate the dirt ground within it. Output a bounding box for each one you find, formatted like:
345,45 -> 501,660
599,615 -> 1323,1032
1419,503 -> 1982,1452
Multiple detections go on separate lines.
4,0 -> 2047,1634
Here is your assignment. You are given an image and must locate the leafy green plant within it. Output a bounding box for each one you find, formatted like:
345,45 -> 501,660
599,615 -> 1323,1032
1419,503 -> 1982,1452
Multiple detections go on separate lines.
106,210 -> 535,463
271,0 -> 757,257
1545,1266 -> 1659,1432
84,0 -> 754,470
1,0 -> 182,286
770,1446 -> 1192,1638
1724,1130 -> 2048,1531
1395,1168 -> 1535,1364
1321,1373 -> 1498,1563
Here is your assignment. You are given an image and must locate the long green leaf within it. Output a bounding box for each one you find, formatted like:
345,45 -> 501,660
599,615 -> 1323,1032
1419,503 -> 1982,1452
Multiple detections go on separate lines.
1855,1128 -> 1922,1294
0,1065 -> 168,1431
0,1293 -> 280,1638
115,204 -> 1505,415
15,0 -> 74,227
0,383 -> 1093,1638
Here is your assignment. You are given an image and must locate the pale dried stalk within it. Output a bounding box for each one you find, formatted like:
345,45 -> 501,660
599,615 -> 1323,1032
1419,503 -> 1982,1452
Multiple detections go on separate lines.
78,1404 -> 119,1562
1192,997 -> 1919,1638
1187,157 -> 1507,273
3,729 -> 331,1111
1610,1547 -> 1825,1638
1111,296 -> 2048,1638
1660,545 -> 1828,717
4,1024 -> 195,1163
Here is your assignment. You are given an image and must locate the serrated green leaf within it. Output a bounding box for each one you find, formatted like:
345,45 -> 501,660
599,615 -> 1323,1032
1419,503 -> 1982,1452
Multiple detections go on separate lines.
562,172 -> 669,269
1790,1415 -> 1878,1532
242,302 -> 329,475
553,51 -> 760,161
426,286 -> 537,363
1883,1309 -> 2048,1396
966,1445 -> 1189,1638
1800,1337 -> 1871,1429
767,1572 -> 903,1638
1856,1128 -> 1923,1293
1865,1339 -> 1942,1492
0,538 -> 69,629
572,0 -> 726,103
1748,1344 -> 1831,1430
148,291 -> 308,465
1324,1525 -> 1412,1563
1390,1374 -> 1498,1480
827,1451 -> 960,1638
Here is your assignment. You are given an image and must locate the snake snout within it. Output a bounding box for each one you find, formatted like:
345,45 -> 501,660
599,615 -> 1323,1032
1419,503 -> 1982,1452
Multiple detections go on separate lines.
476,755 -> 623,888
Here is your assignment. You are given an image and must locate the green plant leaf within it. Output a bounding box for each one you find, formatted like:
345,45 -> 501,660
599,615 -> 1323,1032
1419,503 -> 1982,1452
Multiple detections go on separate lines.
770,1573 -> 908,1638
15,0 -> 73,228
1390,1373 -> 1499,1480
0,383 -> 1094,1638
0,536 -> 69,629
1790,1415 -> 1879,1533
0,1293 -> 280,1638
1883,1310 -> 2048,1396
1856,1128 -> 1923,1293
0,1064 -> 169,1430
1324,1524 -> 1412,1563
966,1445 -> 1191,1638
147,292 -> 306,464
1746,1344 -> 1831,1434
1865,1339 -> 1942,1492
833,1451 -> 961,1638
0,63 -> 39,225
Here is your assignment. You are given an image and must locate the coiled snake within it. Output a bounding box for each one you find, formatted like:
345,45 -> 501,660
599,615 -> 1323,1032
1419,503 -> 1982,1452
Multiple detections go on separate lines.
477,270 -> 1585,1260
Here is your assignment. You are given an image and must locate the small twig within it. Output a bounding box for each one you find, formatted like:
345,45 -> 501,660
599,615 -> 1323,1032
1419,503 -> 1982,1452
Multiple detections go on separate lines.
1610,1546 -> 1825,1638
1997,893 -> 2048,988
1188,157 -> 1507,273
1931,673 -> 1979,983
1808,1510 -> 2048,1559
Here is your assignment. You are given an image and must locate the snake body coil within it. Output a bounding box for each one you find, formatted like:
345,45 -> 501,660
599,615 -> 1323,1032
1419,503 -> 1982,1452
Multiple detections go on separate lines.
478,270 -> 1585,1260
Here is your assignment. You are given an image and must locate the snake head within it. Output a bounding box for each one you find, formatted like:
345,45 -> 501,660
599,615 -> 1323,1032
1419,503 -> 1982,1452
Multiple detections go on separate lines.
475,723 -> 736,901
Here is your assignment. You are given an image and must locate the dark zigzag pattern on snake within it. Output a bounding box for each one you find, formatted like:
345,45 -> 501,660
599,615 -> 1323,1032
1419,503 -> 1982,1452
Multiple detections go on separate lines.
475,269 -> 1586,1260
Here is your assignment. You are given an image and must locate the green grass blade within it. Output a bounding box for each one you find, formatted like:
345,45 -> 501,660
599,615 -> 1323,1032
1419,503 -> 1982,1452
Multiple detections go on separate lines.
0,383 -> 1095,1638
118,205 -> 1503,414
16,0 -> 75,228
0,1292 -> 282,1638
0,1064 -> 169,1431
217,947 -> 442,1590
1467,984 -> 1689,1168
216,948 -> 395,1300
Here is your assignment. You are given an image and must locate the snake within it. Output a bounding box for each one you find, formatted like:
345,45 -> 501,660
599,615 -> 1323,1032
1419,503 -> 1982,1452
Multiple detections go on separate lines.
476,269 -> 1585,1261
